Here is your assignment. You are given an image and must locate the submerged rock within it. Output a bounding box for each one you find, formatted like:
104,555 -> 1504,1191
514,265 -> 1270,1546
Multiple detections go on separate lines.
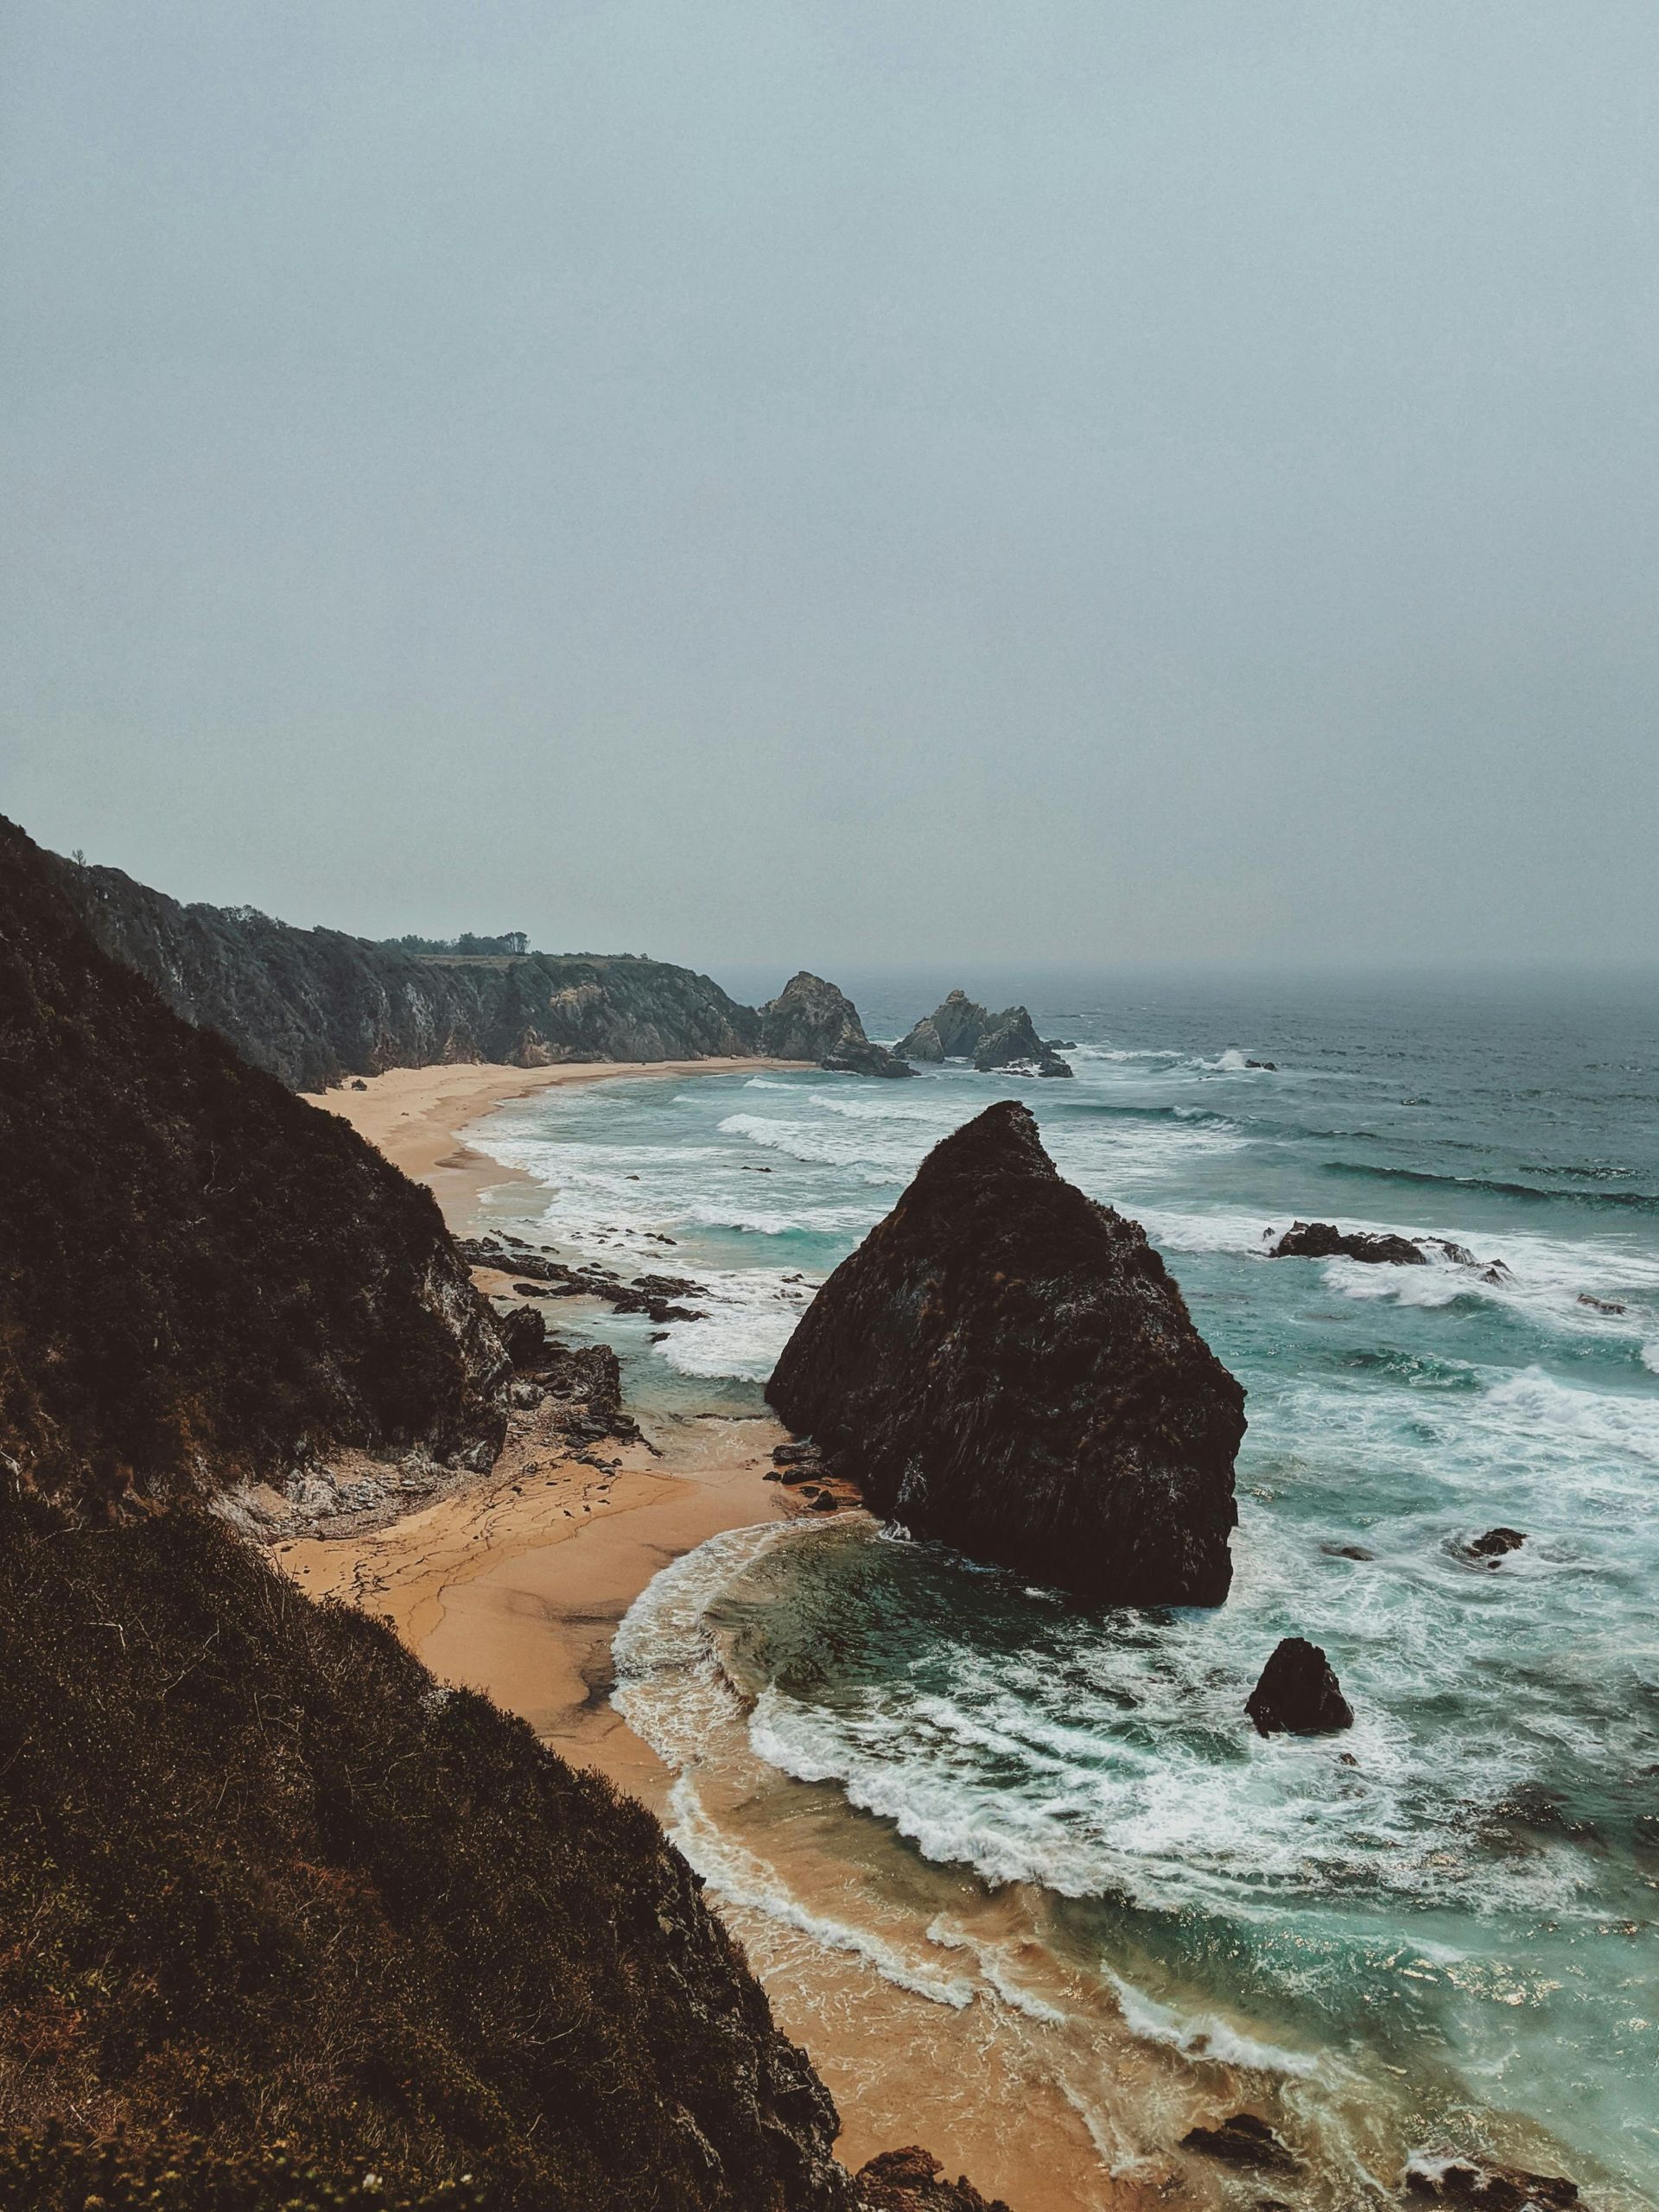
759,970 -> 915,1078
1180,2113 -> 1300,2174
896,988 -> 1072,1076
1404,2153 -> 1578,2210
766,1100 -> 1246,1605
1246,1637 -> 1354,1736
1467,1526 -> 1527,1561
1268,1221 -> 1427,1264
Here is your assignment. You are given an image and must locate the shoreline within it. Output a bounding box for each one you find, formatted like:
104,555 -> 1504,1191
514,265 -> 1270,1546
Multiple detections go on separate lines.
301,1054 -> 807,1235
281,1057 -> 1149,2209
289,1053 -> 814,1799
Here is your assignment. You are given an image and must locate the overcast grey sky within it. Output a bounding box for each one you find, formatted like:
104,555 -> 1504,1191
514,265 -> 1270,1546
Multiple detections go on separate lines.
3,3 -> 1656,969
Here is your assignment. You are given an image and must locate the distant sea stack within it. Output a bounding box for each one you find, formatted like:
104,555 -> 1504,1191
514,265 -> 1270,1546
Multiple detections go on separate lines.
897,988 -> 1072,1077
766,1101 -> 1245,1604
759,970 -> 915,1078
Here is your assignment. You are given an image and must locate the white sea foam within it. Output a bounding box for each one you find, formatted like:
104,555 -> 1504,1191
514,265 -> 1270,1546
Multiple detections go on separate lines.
653,1267 -> 817,1379
1103,1972 -> 1322,2079
665,1777 -> 976,2009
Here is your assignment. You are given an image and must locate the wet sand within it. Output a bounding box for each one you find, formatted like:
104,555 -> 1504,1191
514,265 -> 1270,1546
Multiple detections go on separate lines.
279,1058 -> 1168,2211
282,1412 -> 798,1802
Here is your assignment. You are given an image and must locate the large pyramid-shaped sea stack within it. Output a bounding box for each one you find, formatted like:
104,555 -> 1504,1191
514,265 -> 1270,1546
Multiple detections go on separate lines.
766,1100 -> 1246,1604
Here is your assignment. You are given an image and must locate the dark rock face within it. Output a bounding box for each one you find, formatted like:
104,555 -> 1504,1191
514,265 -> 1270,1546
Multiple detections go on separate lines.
1404,2154 -> 1578,2210
499,1303 -> 548,1368
766,1102 -> 1246,1605
1268,1221 -> 1428,1264
855,2145 -> 1012,2211
759,971 -> 914,1078
897,990 -> 1072,1077
48,849 -> 765,1090
1181,2113 -> 1300,2174
0,816 -> 508,1510
1246,1638 -> 1354,1737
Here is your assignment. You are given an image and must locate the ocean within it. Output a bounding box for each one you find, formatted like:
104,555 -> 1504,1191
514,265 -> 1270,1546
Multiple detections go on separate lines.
467,969 -> 1659,2208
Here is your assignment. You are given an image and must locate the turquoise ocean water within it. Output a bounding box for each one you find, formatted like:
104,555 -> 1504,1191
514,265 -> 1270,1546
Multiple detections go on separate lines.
470,971 -> 1659,2204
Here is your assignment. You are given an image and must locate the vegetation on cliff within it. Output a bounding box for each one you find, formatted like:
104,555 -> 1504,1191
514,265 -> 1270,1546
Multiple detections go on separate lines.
0,1484 -> 849,2209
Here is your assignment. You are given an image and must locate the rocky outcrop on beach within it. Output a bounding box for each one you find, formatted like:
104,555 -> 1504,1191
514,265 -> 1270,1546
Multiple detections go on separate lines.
1181,2113 -> 1300,2174
766,1100 -> 1246,1604
855,2145 -> 1011,2210
1246,1638 -> 1354,1736
0,815 -> 509,1511
759,970 -> 915,1077
896,989 -> 1072,1077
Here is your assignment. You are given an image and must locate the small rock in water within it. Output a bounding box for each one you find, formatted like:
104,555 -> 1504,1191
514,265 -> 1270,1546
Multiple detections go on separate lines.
1180,2113 -> 1300,2174
1268,1221 -> 1427,1264
1577,1291 -> 1626,1314
1246,1637 -> 1354,1737
1403,2152 -> 1578,2210
1322,1541 -> 1376,1560
1467,1526 -> 1526,1561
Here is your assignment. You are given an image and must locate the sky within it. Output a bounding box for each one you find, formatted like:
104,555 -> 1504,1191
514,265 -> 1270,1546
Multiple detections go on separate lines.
3,3 -> 1656,971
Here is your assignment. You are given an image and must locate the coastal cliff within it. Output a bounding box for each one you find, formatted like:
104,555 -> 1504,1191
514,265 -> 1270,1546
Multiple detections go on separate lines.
0,814 -> 999,2209
766,1100 -> 1245,1604
50,849 -> 763,1090
0,817 -> 508,1509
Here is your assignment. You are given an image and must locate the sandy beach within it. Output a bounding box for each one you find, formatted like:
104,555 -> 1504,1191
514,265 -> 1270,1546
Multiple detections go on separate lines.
284,1059 -> 1158,2210
301,1055 -> 801,1236
289,1056 -> 814,1796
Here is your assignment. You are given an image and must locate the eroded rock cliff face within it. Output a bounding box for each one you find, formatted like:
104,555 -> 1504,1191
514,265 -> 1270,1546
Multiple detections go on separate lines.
896,990 -> 1071,1077
766,1101 -> 1245,1604
0,817 -> 508,1510
759,971 -> 914,1077
0,811 -> 981,2210
48,851 -> 763,1090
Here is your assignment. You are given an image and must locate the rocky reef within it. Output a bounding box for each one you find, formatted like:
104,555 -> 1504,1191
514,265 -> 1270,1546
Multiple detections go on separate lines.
766,1100 -> 1246,1604
896,989 -> 1071,1077
1268,1220 -> 1429,1265
760,970 -> 915,1077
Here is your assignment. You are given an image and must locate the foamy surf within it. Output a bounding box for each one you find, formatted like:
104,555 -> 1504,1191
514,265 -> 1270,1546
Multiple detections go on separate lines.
464,983 -> 1658,2204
